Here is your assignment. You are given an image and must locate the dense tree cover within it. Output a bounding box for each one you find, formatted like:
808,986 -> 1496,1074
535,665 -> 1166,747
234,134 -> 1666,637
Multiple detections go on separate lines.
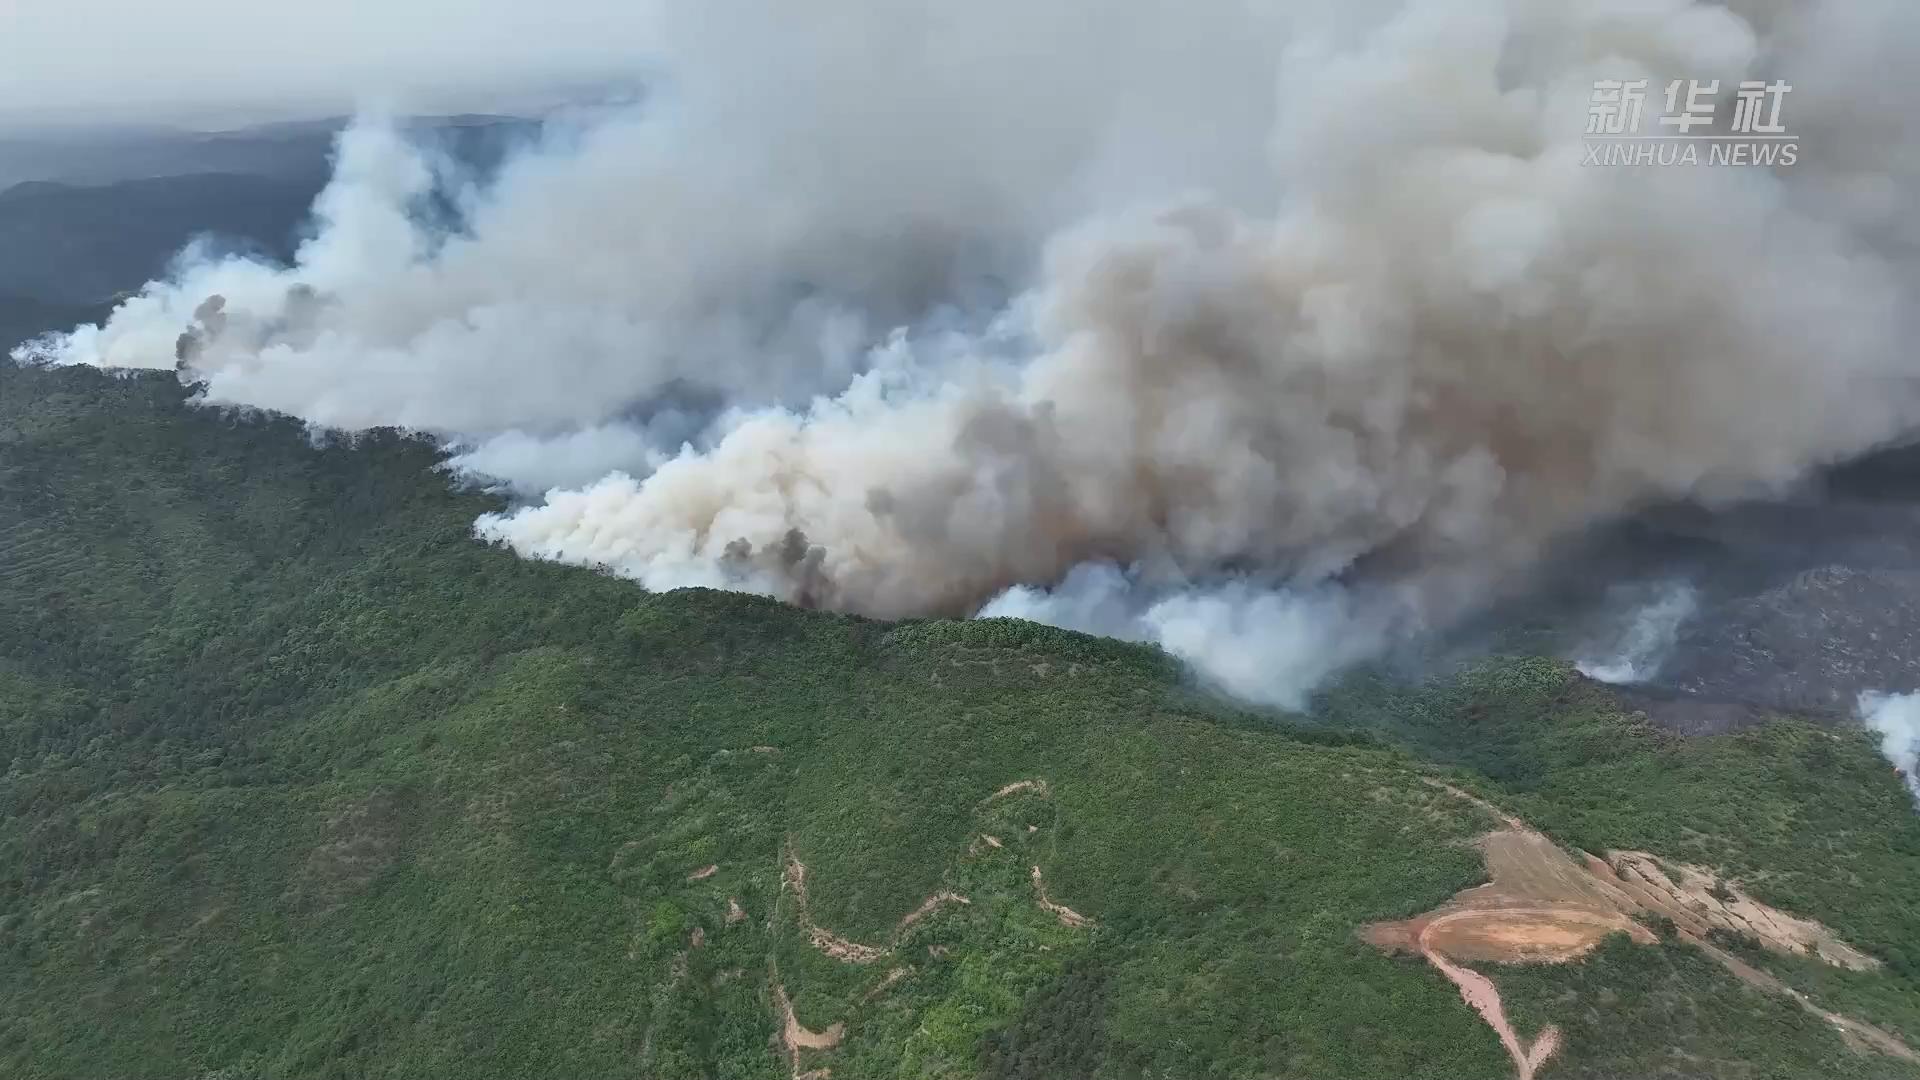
2,362 -> 1918,1079
978,954 -> 1111,1079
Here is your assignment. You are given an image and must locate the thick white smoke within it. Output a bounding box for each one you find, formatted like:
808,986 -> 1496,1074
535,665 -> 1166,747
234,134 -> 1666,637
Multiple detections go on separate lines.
980,565 -> 1412,708
18,0 -> 1920,705
1857,692 -> 1920,806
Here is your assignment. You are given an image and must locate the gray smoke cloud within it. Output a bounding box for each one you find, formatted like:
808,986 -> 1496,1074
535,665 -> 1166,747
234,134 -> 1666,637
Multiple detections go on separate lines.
18,0 -> 1920,705
981,565 -> 1411,708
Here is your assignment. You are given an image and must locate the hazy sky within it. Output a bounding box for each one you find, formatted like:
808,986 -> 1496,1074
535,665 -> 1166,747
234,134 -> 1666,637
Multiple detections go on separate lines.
0,1 -> 659,128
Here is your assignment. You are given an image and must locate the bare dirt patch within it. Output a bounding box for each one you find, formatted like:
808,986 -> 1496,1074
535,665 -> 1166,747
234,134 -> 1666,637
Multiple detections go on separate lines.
1368,781 -> 1912,1077
783,851 -> 973,964
1423,908 -> 1632,965
1425,942 -> 1563,1080
1030,866 -> 1094,929
985,779 -> 1050,803
896,890 -> 970,933
969,833 -> 1004,855
861,967 -> 911,1003
1598,851 -> 1877,971
1365,799 -> 1622,1080
783,853 -> 888,964
771,968 -> 843,1080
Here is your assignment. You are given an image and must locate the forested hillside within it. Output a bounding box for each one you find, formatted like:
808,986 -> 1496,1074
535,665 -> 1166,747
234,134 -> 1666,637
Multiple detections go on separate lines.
3,362 -> 1919,1080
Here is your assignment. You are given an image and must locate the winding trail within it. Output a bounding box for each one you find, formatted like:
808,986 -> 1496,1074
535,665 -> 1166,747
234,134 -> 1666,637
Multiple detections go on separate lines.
1420,940 -> 1561,1080
768,778 -> 1095,1073
984,779 -> 1051,803
1687,934 -> 1920,1064
897,890 -> 971,933
782,853 -> 891,963
770,965 -> 843,1080
1030,865 -> 1095,929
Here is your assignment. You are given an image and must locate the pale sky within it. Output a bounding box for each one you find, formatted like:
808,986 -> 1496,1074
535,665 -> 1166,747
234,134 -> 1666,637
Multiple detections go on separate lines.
0,1 -> 661,128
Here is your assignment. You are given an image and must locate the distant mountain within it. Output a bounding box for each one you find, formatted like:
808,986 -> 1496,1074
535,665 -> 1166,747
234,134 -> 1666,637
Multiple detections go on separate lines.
0,121 -> 337,190
0,115 -> 540,328
0,114 -> 537,190
0,293 -> 107,354
0,172 -> 323,308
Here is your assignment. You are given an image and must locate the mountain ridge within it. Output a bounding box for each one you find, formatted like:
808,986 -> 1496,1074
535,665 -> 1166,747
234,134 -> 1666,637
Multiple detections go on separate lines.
3,360 -> 1919,1079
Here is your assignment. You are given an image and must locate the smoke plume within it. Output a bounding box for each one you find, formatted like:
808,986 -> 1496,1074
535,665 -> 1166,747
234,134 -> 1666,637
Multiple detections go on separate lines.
1858,692 -> 1920,805
18,0 -> 1920,705
1575,582 -> 1699,685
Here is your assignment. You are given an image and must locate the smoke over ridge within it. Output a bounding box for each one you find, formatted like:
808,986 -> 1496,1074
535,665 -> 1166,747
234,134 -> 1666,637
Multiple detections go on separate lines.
1575,582 -> 1699,685
1859,693 -> 1920,805
18,0 -> 1920,705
